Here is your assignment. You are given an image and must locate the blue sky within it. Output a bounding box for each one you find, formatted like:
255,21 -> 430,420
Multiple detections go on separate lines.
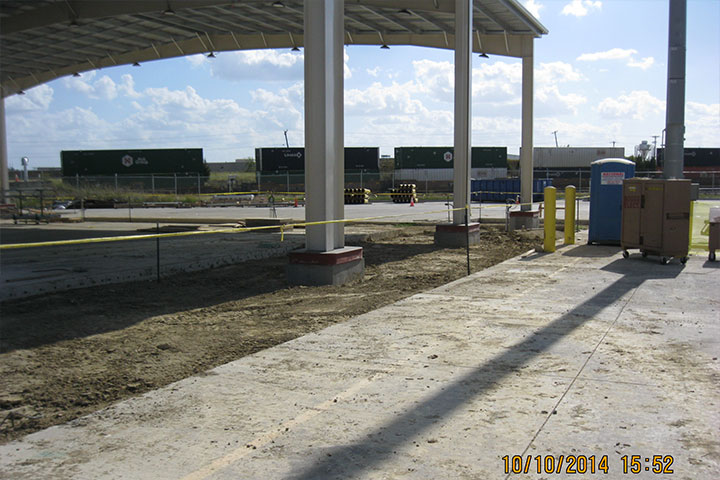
5,0 -> 719,169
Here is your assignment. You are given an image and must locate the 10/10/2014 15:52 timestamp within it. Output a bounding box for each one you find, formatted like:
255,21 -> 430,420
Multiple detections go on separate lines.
502,454 -> 674,475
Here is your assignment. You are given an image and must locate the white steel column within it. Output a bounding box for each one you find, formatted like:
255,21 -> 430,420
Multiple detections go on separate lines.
453,0 -> 472,225
0,97 -> 9,202
304,0 -> 344,251
520,41 -> 534,210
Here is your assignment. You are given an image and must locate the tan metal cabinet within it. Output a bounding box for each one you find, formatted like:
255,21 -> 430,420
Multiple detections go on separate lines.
621,178 -> 691,264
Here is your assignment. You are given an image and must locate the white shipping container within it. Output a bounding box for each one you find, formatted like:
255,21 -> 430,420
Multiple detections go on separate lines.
394,168 -> 507,182
528,147 -> 626,168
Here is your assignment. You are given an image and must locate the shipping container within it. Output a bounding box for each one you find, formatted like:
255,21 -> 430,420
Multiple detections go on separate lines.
255,147 -> 380,172
656,147 -> 720,170
61,148 -> 205,176
344,147 -> 380,171
255,147 -> 304,172
395,168 -> 507,182
394,146 -> 507,169
528,147 -> 625,169
471,178 -> 552,202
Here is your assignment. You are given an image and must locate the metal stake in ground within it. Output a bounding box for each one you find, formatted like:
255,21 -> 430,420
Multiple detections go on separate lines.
156,222 -> 161,283
465,204 -> 471,276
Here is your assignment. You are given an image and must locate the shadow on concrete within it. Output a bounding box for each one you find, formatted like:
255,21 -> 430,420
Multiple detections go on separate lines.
561,244 -> 621,258
287,259 -> 682,480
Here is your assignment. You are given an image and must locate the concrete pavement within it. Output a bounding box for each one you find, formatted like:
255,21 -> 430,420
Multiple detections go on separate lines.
62,200 -> 591,225
1,234 -> 718,479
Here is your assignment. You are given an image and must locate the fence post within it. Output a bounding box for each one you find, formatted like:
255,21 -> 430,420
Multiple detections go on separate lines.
151,174 -> 155,194
197,173 -> 201,195
76,173 -> 80,189
114,173 -> 118,191
360,170 -> 363,190
578,170 -> 582,193
564,185 -> 576,245
286,171 -> 290,193
174,173 -> 178,199
543,186 -> 556,253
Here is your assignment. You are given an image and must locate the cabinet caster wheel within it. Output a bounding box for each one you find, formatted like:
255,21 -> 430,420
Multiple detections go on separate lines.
680,257 -> 688,265
661,257 -> 669,265
641,251 -> 648,258
622,250 -> 629,259
710,252 -> 716,262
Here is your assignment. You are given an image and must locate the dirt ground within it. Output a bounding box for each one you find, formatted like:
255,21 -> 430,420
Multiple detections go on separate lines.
0,225 -> 537,443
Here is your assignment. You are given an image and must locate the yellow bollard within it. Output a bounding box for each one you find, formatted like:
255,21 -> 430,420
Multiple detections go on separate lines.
564,185 -> 576,245
544,186 -> 557,253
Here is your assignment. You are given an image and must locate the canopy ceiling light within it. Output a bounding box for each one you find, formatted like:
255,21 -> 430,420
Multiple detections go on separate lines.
132,62 -> 141,67
207,52 -> 216,58
479,52 -> 489,58
291,46 -> 300,52
163,1 -> 175,15
72,72 -> 81,77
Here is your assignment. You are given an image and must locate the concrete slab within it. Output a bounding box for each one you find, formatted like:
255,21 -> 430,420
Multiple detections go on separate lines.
56,200 -> 592,225
0,233 -> 718,479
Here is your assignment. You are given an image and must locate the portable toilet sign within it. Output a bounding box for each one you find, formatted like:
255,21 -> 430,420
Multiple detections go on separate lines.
588,158 -> 635,245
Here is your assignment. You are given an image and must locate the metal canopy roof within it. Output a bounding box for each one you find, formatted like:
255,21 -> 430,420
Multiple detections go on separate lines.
0,0 -> 547,97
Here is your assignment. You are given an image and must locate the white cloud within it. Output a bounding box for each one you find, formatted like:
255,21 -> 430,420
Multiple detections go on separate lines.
366,67 -> 380,77
211,50 -> 304,81
186,54 -> 209,68
62,71 -> 119,100
522,0 -> 544,19
562,0 -> 602,17
596,90 -> 665,120
345,81 -> 426,116
627,56 -> 655,70
685,102 -> 720,147
5,84 -> 54,112
536,61 -> 584,84
344,49 -> 352,80
118,74 -> 142,98
577,48 -> 637,62
577,48 -> 655,71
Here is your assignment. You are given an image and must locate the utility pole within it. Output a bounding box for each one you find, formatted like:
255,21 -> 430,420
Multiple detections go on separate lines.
283,130 -> 289,148
552,130 -> 558,148
651,135 -> 660,160
611,140 -> 616,147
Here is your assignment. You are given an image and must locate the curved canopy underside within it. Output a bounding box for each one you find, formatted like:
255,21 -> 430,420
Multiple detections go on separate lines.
0,0 -> 547,97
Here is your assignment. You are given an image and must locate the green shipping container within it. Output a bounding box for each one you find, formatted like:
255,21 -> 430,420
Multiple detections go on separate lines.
394,146 -> 507,169
61,148 -> 205,176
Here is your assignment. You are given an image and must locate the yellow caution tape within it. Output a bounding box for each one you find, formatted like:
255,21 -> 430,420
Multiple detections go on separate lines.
1,206 -> 471,250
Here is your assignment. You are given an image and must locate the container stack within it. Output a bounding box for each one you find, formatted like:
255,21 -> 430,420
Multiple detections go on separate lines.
391,184 -> 417,204
344,188 -> 370,204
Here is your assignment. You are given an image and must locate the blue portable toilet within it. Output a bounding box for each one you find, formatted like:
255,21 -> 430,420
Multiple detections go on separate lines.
588,158 -> 635,244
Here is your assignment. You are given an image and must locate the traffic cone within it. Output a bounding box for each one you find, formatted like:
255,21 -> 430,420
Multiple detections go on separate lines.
294,197 -> 298,208
410,196 -> 415,207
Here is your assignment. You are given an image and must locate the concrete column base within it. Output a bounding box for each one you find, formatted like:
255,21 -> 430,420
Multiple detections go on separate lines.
434,223 -> 481,248
287,246 -> 364,286
509,210 -> 540,231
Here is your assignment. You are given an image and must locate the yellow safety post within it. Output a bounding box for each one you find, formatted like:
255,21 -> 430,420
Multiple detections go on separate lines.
543,186 -> 557,253
688,200 -> 694,253
564,185 -> 576,245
